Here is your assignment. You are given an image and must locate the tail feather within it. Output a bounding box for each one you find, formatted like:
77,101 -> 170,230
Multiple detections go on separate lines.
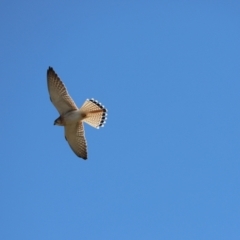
80,99 -> 107,129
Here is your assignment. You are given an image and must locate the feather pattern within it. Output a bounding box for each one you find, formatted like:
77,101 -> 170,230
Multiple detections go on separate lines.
80,99 -> 107,129
65,122 -> 87,159
47,67 -> 78,115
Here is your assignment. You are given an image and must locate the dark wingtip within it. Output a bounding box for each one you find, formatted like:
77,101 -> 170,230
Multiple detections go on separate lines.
47,66 -> 55,74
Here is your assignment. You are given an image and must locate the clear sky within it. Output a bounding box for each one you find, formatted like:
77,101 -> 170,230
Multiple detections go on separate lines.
0,1 -> 240,239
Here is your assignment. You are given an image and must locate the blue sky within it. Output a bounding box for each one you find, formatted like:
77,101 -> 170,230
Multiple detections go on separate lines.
1,1 -> 240,239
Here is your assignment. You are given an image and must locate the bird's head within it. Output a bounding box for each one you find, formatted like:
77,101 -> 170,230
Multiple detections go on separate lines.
54,117 -> 63,126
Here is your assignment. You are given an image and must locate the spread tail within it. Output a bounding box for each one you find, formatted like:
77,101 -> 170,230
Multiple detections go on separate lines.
80,99 -> 107,129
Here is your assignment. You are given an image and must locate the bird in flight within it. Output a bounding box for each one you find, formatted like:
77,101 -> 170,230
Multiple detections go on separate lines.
47,67 -> 107,160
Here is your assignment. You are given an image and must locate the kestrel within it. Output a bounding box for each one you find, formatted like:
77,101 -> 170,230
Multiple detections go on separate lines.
47,67 -> 107,160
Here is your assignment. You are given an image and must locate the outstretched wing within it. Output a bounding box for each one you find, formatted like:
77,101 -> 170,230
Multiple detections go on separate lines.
64,122 -> 88,160
47,67 -> 78,115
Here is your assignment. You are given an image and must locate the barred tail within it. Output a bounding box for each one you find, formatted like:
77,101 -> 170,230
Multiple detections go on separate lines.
80,99 -> 107,129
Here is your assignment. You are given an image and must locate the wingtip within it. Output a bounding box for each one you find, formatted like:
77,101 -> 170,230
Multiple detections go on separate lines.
77,154 -> 87,160
47,66 -> 54,74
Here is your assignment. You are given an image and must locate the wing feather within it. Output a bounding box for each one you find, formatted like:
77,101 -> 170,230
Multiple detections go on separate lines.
47,67 -> 78,115
65,122 -> 87,160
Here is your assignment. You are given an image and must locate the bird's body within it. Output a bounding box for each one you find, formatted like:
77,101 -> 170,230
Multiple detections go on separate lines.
47,67 -> 107,160
54,110 -> 85,126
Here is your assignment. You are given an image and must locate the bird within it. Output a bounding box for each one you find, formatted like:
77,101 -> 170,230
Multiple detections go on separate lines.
47,67 -> 107,160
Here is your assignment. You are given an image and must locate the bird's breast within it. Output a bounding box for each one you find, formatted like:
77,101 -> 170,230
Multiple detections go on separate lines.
63,110 -> 83,124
